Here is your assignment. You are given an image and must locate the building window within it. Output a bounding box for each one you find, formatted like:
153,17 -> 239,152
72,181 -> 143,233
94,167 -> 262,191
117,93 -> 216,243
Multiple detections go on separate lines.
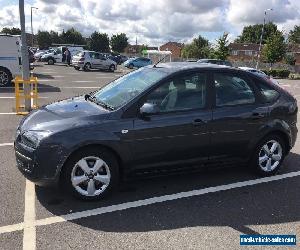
245,50 -> 252,56
232,50 -> 238,55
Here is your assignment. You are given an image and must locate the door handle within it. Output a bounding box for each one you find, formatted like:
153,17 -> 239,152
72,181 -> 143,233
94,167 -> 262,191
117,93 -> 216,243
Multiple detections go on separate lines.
251,112 -> 265,119
192,119 -> 205,126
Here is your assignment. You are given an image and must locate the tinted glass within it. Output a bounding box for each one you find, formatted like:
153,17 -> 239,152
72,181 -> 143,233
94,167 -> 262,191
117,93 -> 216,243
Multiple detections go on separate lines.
145,72 -> 207,112
214,73 -> 255,107
93,68 -> 168,109
256,81 -> 279,103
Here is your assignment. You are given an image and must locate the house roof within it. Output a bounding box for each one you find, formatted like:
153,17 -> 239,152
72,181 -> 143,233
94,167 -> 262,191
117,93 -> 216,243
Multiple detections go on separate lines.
228,43 -> 260,51
160,41 -> 184,49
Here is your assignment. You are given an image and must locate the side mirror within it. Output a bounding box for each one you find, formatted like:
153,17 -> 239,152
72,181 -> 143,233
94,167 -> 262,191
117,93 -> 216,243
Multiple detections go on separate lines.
140,103 -> 159,117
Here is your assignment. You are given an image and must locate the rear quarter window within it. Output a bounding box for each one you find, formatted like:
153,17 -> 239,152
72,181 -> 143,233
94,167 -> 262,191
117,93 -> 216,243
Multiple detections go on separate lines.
256,81 -> 280,103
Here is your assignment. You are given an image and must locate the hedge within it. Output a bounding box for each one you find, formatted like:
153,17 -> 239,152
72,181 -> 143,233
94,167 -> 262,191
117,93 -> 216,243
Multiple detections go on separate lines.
261,69 -> 290,78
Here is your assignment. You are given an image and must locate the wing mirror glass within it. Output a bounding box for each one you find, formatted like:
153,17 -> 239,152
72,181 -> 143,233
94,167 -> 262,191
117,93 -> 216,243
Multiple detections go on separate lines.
140,103 -> 159,116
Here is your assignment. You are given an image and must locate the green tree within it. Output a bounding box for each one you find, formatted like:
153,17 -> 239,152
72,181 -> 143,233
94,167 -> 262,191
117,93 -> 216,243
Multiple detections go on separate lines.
235,22 -> 278,44
215,33 -> 230,60
181,35 -> 211,59
288,25 -> 300,44
37,30 -> 52,48
49,31 -> 61,44
60,28 -> 86,45
1,27 -> 21,35
262,31 -> 286,64
110,33 -> 129,53
88,32 -> 110,52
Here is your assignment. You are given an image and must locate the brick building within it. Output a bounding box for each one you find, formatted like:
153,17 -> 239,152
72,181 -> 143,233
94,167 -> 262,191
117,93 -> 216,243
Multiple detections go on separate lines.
159,42 -> 184,59
228,43 -> 260,62
286,43 -> 300,66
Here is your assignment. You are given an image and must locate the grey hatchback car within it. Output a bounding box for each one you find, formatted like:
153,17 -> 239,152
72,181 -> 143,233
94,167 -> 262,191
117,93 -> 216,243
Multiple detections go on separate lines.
15,63 -> 297,200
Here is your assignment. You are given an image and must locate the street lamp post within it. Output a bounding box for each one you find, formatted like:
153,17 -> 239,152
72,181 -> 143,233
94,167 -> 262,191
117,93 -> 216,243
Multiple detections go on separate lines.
30,6 -> 38,47
256,8 -> 272,69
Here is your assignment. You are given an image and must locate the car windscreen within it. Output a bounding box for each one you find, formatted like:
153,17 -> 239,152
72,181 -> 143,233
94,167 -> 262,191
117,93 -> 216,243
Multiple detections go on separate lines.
92,68 -> 168,109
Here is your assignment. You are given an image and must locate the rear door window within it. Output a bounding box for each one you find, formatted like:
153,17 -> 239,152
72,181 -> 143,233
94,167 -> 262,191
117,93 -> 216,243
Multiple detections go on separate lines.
256,81 -> 279,103
214,73 -> 255,107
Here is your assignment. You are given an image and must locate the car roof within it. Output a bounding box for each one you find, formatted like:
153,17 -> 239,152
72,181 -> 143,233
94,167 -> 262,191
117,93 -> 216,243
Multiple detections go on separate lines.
145,62 -> 236,73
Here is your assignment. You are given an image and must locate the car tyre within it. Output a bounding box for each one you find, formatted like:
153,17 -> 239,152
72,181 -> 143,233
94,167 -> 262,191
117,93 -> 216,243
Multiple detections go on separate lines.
0,67 -> 12,87
48,58 -> 54,65
83,63 -> 91,71
251,134 -> 286,176
62,147 -> 119,200
129,64 -> 134,69
74,66 -> 80,71
109,64 -> 115,72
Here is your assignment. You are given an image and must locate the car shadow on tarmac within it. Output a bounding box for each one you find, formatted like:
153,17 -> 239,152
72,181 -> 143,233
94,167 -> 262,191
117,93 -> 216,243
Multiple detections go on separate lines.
33,73 -> 55,79
35,152 -> 300,235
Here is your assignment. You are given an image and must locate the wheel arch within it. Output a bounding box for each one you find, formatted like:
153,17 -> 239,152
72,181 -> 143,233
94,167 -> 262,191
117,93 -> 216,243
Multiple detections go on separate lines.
58,143 -> 124,184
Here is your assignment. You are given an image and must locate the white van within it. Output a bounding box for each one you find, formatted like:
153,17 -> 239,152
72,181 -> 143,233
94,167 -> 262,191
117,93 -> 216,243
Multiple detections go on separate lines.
41,46 -> 83,65
0,34 -> 22,86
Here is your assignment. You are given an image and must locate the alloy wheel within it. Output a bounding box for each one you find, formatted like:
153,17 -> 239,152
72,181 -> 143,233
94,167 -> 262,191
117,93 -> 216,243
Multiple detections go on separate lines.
71,156 -> 111,197
258,139 -> 283,172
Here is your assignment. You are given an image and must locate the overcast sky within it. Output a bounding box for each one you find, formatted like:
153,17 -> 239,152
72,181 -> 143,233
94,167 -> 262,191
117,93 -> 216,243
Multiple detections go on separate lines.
0,0 -> 299,46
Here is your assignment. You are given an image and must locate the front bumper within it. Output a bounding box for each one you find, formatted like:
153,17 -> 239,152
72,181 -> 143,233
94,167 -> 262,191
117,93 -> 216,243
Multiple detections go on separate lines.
14,141 -> 65,187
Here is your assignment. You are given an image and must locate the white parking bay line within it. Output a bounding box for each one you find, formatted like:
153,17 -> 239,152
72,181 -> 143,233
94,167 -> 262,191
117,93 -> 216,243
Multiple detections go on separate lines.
74,80 -> 96,83
23,180 -> 36,250
0,170 -> 300,236
0,112 -> 17,115
38,79 -> 59,82
0,143 -> 13,147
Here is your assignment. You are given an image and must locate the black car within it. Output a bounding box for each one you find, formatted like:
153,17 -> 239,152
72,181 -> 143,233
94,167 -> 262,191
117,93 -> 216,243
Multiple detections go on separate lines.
198,59 -> 232,67
14,63 -> 298,200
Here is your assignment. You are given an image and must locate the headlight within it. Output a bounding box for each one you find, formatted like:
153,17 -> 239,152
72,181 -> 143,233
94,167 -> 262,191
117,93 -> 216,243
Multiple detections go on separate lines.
21,130 -> 51,148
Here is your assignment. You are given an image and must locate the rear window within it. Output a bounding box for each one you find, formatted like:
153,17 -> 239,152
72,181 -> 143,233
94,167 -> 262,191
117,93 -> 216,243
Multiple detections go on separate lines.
256,81 -> 279,103
75,51 -> 84,57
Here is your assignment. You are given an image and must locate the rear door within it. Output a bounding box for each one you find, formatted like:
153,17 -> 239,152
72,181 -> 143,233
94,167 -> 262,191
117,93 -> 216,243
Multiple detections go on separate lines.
210,71 -> 268,164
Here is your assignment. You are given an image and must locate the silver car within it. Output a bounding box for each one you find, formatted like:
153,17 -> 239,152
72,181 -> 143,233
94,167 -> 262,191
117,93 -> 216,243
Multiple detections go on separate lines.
72,50 -> 117,72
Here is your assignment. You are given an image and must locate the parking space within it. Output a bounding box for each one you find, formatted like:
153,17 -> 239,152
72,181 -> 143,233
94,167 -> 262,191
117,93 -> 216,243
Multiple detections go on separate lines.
0,63 -> 300,249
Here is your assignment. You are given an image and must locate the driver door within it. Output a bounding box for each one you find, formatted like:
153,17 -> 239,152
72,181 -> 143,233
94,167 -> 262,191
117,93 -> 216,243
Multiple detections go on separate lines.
130,71 -> 212,170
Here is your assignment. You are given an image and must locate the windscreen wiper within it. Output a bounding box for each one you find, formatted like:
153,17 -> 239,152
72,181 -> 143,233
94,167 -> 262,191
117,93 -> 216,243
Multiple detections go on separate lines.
85,94 -> 115,110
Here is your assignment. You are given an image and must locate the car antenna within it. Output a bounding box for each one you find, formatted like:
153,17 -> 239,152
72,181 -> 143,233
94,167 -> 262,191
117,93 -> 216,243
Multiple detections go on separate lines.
153,55 -> 167,68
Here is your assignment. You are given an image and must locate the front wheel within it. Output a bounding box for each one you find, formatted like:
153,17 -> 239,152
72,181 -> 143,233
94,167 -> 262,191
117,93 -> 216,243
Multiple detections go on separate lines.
129,64 -> 134,69
63,148 -> 119,200
109,64 -> 115,72
252,135 -> 286,176
48,58 -> 54,65
0,68 -> 12,87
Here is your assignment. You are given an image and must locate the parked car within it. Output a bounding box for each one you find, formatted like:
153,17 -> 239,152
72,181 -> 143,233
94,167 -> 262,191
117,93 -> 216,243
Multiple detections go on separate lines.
107,54 -> 122,65
72,50 -> 117,72
34,49 -> 55,61
197,59 -> 233,67
0,34 -> 22,86
41,46 -> 84,65
239,67 -> 279,85
120,55 -> 128,64
15,63 -> 297,200
124,57 -> 152,68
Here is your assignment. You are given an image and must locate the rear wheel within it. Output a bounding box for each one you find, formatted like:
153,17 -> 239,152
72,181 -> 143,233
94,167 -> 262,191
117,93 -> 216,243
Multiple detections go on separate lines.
83,63 -> 91,71
252,135 -> 286,176
0,67 -> 12,87
63,147 -> 119,200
